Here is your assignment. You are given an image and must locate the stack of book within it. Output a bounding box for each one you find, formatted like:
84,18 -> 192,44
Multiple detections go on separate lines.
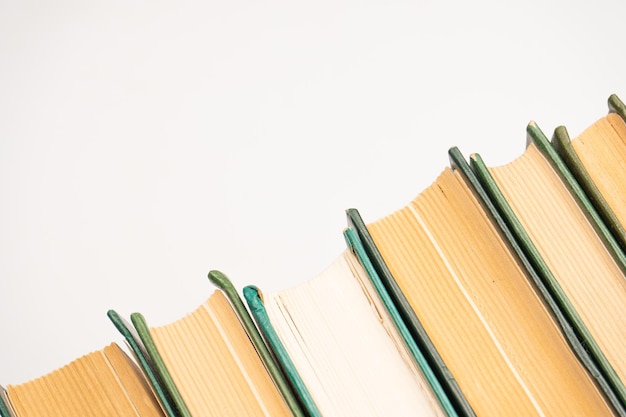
2,94 -> 625,417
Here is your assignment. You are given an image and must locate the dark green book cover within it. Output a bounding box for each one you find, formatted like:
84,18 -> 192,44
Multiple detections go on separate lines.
470,122 -> 626,415
551,93 -> 626,254
343,227 -> 460,417
130,311 -> 192,417
345,209 -> 475,417
207,271 -> 308,417
0,386 -> 14,417
107,309 -> 178,417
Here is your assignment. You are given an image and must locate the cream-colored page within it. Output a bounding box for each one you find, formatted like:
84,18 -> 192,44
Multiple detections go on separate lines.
264,249 -> 446,417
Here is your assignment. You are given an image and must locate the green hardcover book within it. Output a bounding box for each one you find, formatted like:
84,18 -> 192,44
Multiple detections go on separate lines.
130,312 -> 192,417
0,386 -> 15,417
450,145 -> 626,417
470,121 -> 626,413
244,228 -> 457,417
207,271 -> 307,417
244,286 -> 322,417
343,227 -> 458,417
344,214 -> 474,417
346,208 -> 474,417
551,94 -> 626,254
130,272 -> 296,417
351,151 -> 620,416
107,309 -> 178,417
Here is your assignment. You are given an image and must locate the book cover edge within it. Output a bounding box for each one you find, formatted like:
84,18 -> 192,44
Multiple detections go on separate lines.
453,146 -> 626,417
470,132 -> 626,413
243,286 -> 322,417
343,226 -> 460,417
207,270 -> 307,417
130,312 -> 192,417
345,207 -> 477,417
107,309 -> 178,417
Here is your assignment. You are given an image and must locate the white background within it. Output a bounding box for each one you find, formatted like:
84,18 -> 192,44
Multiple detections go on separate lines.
1,0 -> 625,385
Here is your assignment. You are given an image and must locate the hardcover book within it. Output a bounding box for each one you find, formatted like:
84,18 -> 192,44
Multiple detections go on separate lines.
551,94 -> 626,253
471,119 -> 626,411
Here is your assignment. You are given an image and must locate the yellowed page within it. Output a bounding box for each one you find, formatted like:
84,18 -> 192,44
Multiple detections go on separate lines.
149,290 -> 291,417
573,113 -> 626,228
7,343 -> 162,416
103,343 -> 165,417
491,142 -> 626,386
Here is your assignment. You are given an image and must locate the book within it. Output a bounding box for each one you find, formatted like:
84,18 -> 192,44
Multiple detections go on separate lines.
352,150 -> 619,416
207,270 -> 308,417
244,288 -> 322,417
0,386 -> 15,417
346,208 -> 475,417
2,343 -> 166,417
244,227 -> 459,417
106,309 -> 178,417
126,273 -> 297,417
470,120 -> 626,410
551,94 -> 626,253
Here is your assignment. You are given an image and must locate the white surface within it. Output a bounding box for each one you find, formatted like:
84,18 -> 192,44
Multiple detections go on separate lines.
1,0 -> 625,385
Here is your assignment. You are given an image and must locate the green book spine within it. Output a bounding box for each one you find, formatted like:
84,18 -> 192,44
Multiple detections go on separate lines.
531,119 -> 626,275
345,209 -> 476,417
207,271 -> 307,417
107,309 -> 178,417
553,94 -> 626,257
470,123 -> 626,415
608,93 -> 626,119
452,145 -> 626,417
243,286 -> 322,417
131,312 -> 192,417
0,387 -> 15,417
343,227 -> 460,417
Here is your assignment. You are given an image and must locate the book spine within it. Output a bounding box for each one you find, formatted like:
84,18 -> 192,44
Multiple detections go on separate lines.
243,286 -> 322,417
107,309 -> 179,417
530,121 -> 626,275
345,208 -> 477,417
343,227 -> 460,417
208,271 -> 308,417
0,386 -> 16,417
551,125 -> 626,255
131,312 -> 193,417
469,131 -> 626,415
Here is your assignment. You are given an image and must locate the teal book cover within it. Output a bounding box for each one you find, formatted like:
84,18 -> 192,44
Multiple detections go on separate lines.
0,387 -> 14,417
342,227 -> 460,417
244,286 -> 322,417
207,271 -> 307,417
245,226 -> 467,417
346,209 -> 475,417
